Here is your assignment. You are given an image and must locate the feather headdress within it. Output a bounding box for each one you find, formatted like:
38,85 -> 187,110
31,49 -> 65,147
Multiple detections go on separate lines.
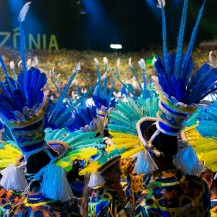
0,2 -> 50,157
152,0 -> 217,136
45,60 -> 111,136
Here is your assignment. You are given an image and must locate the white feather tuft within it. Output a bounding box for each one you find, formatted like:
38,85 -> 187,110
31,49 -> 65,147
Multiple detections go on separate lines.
88,171 -> 105,188
18,60 -> 22,68
157,0 -> 166,8
57,74 -> 61,80
128,57 -> 132,68
18,2 -> 31,22
138,59 -> 145,70
0,163 -> 28,192
26,59 -> 32,69
94,58 -> 99,65
100,72 -> 107,81
75,62 -> 81,71
132,149 -> 158,175
209,51 -> 216,68
174,145 -> 204,176
209,51 -> 213,62
10,61 -> 15,69
116,58 -> 120,67
152,56 -> 157,65
32,56 -> 39,67
103,57 -> 108,65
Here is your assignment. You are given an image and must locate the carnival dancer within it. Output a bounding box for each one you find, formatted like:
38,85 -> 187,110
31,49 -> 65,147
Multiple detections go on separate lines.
133,0 -> 217,215
106,0 -> 217,215
79,149 -> 127,217
0,2 -> 106,216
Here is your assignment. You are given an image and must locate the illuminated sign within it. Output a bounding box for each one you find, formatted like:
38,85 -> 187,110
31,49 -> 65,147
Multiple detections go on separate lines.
0,28 -> 59,50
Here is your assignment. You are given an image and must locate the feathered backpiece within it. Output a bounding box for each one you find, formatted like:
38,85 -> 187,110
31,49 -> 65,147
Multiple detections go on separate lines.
79,148 -> 123,176
21,126 -> 105,200
188,100 -> 217,171
78,58 -> 117,135
107,96 -> 159,151
44,128 -> 105,172
153,0 -> 217,136
68,105 -> 97,132
45,63 -> 106,135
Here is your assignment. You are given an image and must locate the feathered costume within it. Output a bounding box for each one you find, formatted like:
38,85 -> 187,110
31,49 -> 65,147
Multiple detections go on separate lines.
68,1 -> 214,215
46,57 -> 117,139
79,148 -> 127,217
118,0 -> 215,216
183,100 -> 217,215
77,57 -> 160,216
0,2 -> 106,216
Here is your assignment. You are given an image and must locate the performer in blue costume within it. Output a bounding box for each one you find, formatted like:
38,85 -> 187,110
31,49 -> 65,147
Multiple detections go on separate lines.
133,0 -> 216,216
0,2 -> 105,216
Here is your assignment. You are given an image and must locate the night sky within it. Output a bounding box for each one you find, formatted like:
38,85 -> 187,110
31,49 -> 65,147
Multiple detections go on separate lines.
0,0 -> 216,52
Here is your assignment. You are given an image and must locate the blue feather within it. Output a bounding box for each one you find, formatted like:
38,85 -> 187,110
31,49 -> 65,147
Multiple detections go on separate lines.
174,0 -> 188,79
181,0 -> 206,80
0,67 -> 47,122
103,76 -> 108,98
161,7 -> 169,74
96,64 -> 102,97
188,64 -> 210,90
187,67 -> 217,103
52,81 -> 99,127
49,67 -> 78,123
129,65 -> 143,91
0,56 -> 15,92
108,79 -> 116,106
142,68 -> 146,99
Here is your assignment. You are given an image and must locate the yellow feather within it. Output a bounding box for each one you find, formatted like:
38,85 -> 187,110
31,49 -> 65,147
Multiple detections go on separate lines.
79,162 -> 100,176
121,146 -> 143,159
111,137 -> 139,144
192,137 -> 217,171
56,160 -> 71,168
4,144 -> 21,154
110,132 -> 138,139
67,148 -> 98,161
184,126 -> 202,146
194,138 -> 217,152
0,144 -> 22,169
111,142 -> 139,151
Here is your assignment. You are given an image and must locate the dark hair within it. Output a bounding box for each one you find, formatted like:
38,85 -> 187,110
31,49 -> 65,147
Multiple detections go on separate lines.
102,160 -> 120,174
26,149 -> 58,174
145,124 -> 178,161
66,160 -> 83,182
26,149 -> 58,192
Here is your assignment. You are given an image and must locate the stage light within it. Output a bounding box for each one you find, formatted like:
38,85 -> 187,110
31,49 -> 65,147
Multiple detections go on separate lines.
110,44 -> 122,49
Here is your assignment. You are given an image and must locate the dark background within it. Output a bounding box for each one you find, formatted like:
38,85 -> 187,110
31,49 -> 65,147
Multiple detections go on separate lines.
0,0 -> 216,52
